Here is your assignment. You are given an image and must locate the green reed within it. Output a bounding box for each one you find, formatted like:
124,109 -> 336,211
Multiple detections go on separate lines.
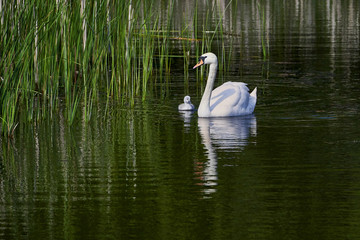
257,1 -> 269,60
0,0 -> 169,136
0,0 -> 235,137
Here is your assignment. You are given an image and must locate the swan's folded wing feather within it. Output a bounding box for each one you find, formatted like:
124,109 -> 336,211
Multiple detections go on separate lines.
209,82 -> 253,116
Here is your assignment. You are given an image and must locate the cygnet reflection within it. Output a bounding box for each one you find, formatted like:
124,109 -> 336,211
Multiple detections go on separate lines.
179,110 -> 195,130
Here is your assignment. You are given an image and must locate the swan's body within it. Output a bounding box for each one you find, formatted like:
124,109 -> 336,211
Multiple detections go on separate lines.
178,95 -> 195,111
193,52 -> 257,117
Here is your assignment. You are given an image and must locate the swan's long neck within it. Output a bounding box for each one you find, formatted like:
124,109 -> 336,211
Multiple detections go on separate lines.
198,62 -> 217,117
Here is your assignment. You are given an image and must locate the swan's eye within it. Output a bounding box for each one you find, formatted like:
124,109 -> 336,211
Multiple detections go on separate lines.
199,56 -> 207,63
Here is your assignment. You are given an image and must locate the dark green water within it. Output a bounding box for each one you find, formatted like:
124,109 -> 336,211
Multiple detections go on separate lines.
1,1 -> 360,239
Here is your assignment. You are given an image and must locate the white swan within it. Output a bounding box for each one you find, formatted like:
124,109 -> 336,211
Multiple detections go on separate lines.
178,95 -> 195,111
193,52 -> 257,117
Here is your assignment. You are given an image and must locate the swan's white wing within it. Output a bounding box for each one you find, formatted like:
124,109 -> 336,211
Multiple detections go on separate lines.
209,82 -> 251,116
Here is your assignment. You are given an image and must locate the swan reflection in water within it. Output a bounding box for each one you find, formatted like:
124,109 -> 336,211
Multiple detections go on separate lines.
196,115 -> 257,196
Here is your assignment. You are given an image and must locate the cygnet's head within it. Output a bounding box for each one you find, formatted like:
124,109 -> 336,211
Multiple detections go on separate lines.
193,52 -> 218,69
184,95 -> 191,104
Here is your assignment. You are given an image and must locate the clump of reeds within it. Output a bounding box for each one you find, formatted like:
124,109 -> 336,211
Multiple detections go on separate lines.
0,0 -> 175,137
0,0 -> 237,138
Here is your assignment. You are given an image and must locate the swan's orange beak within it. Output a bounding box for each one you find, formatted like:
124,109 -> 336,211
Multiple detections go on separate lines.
193,59 -> 204,69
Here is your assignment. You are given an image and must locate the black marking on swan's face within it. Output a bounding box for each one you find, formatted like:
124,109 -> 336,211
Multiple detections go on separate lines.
199,56 -> 207,63
193,56 -> 207,69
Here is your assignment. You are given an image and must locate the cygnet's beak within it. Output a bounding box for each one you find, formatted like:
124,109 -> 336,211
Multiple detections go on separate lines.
193,59 -> 204,69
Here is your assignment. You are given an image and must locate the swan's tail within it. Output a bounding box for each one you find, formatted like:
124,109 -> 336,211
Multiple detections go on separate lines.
248,87 -> 257,114
250,87 -> 257,98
